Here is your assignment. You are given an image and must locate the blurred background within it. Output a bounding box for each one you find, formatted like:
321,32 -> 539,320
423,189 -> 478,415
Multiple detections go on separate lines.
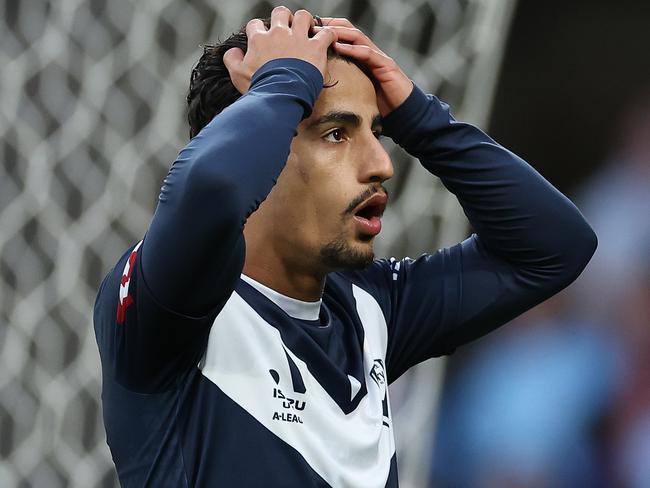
1,0 -> 649,486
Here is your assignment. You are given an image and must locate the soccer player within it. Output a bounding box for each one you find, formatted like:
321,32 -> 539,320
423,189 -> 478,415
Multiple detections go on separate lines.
94,7 -> 597,487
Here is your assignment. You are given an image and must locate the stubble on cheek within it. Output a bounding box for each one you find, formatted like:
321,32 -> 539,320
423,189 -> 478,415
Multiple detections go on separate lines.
320,241 -> 374,270
318,218 -> 375,271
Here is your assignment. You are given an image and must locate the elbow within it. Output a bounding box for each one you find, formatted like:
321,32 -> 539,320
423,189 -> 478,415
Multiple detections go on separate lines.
544,218 -> 598,292
567,217 -> 598,276
518,217 -> 598,296
568,182 -> 599,259
576,222 -> 598,274
581,222 -> 598,263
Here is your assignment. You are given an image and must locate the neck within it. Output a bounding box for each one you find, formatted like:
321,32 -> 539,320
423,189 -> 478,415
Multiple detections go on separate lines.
243,211 -> 328,301
242,259 -> 326,302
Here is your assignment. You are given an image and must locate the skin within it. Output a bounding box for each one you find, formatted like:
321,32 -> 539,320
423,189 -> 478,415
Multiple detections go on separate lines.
243,58 -> 394,301
224,7 -> 414,301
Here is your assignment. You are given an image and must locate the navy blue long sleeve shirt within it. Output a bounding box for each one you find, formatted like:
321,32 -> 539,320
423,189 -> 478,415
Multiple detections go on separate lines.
94,58 -> 596,487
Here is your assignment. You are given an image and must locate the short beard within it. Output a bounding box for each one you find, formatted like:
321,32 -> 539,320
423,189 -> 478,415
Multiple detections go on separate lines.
319,233 -> 374,270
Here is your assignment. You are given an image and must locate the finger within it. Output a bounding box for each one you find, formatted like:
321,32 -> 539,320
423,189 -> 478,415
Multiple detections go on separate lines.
270,5 -> 292,28
291,9 -> 313,35
319,17 -> 354,28
313,26 -> 338,48
314,25 -> 381,52
333,42 -> 389,68
245,18 -> 266,38
222,47 -> 245,73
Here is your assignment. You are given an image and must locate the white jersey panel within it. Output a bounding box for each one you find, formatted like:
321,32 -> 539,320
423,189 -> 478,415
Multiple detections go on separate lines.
352,284 -> 394,436
200,287 -> 396,488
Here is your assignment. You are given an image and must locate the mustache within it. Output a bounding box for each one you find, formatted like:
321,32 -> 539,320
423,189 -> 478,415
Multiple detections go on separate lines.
342,185 -> 389,215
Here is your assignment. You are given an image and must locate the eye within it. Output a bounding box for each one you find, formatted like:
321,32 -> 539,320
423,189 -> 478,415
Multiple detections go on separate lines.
323,128 -> 345,143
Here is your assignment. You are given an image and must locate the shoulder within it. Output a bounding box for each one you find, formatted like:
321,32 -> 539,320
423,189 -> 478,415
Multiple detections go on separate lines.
94,243 -> 141,319
326,259 -> 399,323
327,257 -> 392,289
330,256 -> 414,292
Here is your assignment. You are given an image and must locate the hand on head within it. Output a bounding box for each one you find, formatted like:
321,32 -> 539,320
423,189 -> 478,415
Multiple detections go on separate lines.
315,17 -> 414,116
224,8 -> 413,116
223,6 -> 338,94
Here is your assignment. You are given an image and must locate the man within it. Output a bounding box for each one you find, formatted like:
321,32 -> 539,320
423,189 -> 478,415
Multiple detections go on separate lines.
94,7 -> 597,487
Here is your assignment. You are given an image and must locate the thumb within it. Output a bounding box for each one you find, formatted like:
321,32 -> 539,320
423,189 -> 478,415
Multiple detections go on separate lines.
223,47 -> 245,74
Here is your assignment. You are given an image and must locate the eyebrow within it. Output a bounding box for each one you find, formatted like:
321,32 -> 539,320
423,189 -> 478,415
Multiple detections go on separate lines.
306,111 -> 383,131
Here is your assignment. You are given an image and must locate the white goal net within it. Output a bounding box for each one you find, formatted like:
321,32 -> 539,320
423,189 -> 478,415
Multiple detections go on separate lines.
0,0 -> 515,486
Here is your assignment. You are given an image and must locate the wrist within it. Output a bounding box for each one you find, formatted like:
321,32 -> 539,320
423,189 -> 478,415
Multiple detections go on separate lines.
381,78 -> 415,116
381,82 -> 434,143
250,58 -> 325,118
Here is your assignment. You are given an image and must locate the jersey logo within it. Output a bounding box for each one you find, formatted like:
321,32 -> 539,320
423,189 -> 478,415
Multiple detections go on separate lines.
370,359 -> 386,387
269,364 -> 306,424
369,359 -> 390,428
117,241 -> 142,324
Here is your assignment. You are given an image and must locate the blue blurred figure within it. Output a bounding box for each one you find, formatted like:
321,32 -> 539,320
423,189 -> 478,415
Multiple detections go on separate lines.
431,296 -> 620,487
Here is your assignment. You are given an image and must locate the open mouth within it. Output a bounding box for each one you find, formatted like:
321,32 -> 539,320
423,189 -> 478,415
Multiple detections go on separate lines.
352,192 -> 388,236
353,192 -> 388,219
355,202 -> 385,220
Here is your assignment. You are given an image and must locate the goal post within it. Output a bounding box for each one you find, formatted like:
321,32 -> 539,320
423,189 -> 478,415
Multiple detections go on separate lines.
0,1 -> 516,486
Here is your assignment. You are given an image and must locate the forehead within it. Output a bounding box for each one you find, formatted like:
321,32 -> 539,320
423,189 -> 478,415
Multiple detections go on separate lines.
307,59 -> 378,123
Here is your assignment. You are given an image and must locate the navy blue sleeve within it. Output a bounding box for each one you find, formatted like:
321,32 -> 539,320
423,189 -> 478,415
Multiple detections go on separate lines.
142,58 -> 323,315
94,59 -> 323,392
345,83 -> 597,382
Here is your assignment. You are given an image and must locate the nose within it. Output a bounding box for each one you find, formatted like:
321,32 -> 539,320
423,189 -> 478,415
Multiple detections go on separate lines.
359,134 -> 394,184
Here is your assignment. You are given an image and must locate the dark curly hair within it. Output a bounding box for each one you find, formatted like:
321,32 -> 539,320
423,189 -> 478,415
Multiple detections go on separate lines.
186,17 -> 355,139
